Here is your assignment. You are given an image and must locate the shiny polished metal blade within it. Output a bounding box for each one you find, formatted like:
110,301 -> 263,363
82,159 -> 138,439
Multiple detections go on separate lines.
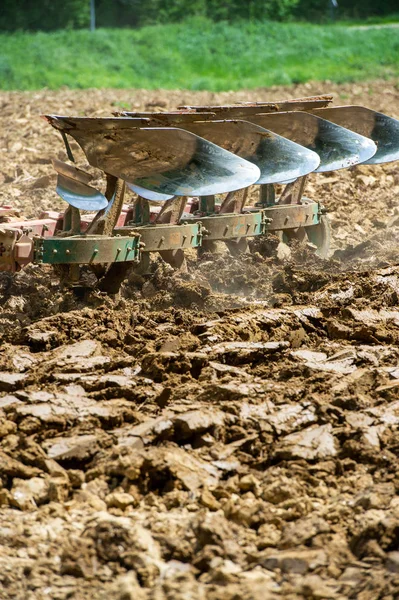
127,182 -> 173,202
56,177 -> 108,211
177,119 -> 320,184
312,106 -> 399,165
44,116 -> 260,197
247,112 -> 377,172
52,159 -> 108,211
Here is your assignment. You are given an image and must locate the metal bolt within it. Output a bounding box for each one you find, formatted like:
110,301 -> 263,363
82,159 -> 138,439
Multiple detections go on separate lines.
65,249 -> 70,255
93,248 -> 98,254
52,249 -> 57,254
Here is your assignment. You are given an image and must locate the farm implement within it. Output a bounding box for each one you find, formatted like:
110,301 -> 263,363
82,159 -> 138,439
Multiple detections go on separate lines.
1,95 -> 398,293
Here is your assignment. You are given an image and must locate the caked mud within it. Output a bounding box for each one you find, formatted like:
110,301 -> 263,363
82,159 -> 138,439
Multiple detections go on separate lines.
0,82 -> 398,600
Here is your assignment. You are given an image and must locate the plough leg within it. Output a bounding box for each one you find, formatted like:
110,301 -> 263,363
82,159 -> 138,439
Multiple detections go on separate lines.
222,188 -> 250,255
54,206 -> 81,286
278,176 -> 308,205
90,176 -> 138,293
156,196 -> 188,270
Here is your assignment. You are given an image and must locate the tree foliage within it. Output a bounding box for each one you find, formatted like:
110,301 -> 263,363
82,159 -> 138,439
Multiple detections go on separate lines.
0,0 -> 397,31
94,0 -> 301,28
0,0 -> 89,31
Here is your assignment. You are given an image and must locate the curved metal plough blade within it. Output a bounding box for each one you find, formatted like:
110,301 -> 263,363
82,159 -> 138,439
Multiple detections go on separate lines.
311,106 -> 399,165
52,159 -> 108,211
44,116 -> 260,197
177,119 -> 320,184
247,112 -> 377,172
127,183 -> 174,202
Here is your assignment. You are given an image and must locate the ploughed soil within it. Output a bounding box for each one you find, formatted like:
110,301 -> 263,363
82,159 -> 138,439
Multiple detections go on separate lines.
0,81 -> 399,600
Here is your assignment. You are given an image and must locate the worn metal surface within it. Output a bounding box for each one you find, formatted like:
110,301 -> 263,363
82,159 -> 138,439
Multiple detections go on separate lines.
259,184 -> 276,207
263,200 -> 320,230
116,222 -> 202,252
190,202 -> 320,241
13,234 -> 34,269
34,235 -> 141,265
311,106 -> 399,165
0,218 -> 59,272
278,177 -> 308,205
122,112 -> 217,124
154,196 -> 186,225
153,196 -> 189,269
219,188 -> 248,214
2,219 -> 58,237
86,176 -> 126,237
304,214 -> 331,258
61,206 -> 81,235
0,228 -> 18,272
179,95 -> 333,115
44,116 -> 260,197
247,112 -> 376,172
199,196 -> 216,214
187,212 -> 268,241
0,229 -> 42,273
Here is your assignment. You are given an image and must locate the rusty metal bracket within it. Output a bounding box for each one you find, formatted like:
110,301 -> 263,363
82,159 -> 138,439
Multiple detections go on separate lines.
116,222 -> 203,252
0,228 -> 18,272
191,211 -> 268,241
34,234 -> 141,265
261,201 -> 320,231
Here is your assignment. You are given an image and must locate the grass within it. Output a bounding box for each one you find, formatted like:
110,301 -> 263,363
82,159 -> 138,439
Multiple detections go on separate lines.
0,17 -> 398,91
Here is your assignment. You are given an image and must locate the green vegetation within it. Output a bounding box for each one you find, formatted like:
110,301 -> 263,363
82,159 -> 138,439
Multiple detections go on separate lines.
340,13 -> 399,26
1,19 -> 398,91
1,0 -> 398,31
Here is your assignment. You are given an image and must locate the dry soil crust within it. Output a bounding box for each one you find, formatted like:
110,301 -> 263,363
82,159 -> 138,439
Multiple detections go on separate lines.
0,82 -> 399,600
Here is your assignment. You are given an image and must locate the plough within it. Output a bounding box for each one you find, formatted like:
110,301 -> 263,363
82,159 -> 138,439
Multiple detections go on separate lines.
1,95 -> 398,293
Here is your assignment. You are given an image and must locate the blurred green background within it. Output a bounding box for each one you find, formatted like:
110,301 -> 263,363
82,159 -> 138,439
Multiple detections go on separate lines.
2,0 -> 398,30
0,1 -> 398,90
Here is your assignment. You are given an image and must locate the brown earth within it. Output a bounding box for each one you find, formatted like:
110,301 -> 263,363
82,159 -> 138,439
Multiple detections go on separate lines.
0,81 -> 399,600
